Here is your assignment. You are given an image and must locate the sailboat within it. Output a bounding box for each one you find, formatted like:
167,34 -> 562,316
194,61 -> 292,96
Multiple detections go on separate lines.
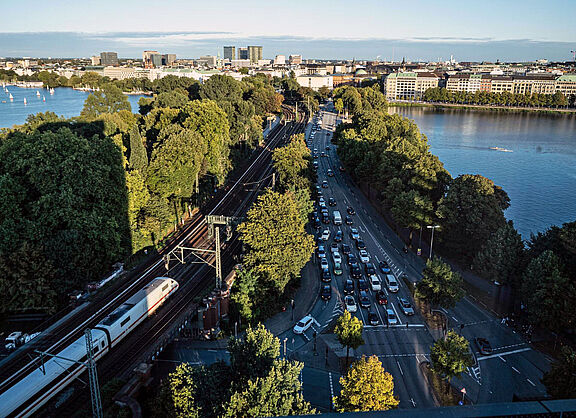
42,95 -> 46,102
36,90 -> 40,97
23,97 -> 27,105
49,88 -> 55,95
9,93 -> 13,101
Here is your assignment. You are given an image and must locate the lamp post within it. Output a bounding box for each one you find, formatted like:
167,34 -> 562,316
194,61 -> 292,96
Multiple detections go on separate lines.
426,225 -> 440,259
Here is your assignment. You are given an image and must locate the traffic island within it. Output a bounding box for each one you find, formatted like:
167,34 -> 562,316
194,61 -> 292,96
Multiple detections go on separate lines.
420,362 -> 470,407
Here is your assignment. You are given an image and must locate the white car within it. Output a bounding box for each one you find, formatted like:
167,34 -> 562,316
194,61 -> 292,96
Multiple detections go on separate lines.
294,315 -> 314,334
320,257 -> 329,270
332,251 -> 342,264
386,309 -> 398,325
350,228 -> 360,241
359,249 -> 370,263
369,274 -> 382,291
385,274 -> 399,293
345,295 -> 358,313
321,229 -> 331,241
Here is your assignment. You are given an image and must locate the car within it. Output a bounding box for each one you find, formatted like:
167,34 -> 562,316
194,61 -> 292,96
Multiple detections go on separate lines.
379,261 -> 391,274
313,162 -> 319,170
347,253 -> 357,266
341,243 -> 351,255
325,146 -> 330,150
321,268 -> 331,282
386,309 -> 398,325
317,245 -> 326,259
368,311 -> 379,326
322,180 -> 328,188
321,284 -> 332,300
333,262 -> 343,276
313,154 -> 319,159
475,337 -> 493,355
376,290 -> 388,305
320,258 -> 329,270
356,240 -> 366,250
339,166 -> 345,172
359,291 -> 371,308
351,265 -> 362,279
358,278 -> 369,291
328,197 -> 336,206
313,148 -> 318,153
365,263 -> 376,276
358,249 -> 370,263
317,190 -> 323,197
344,279 -> 355,295
313,217 -> 321,228
369,275 -> 382,291
322,215 -> 330,224
385,274 -> 399,293
345,215 -> 353,225
332,251 -> 342,264
347,206 -> 356,215
330,242 -> 339,253
321,152 -> 326,157
293,315 -> 314,334
334,230 -> 343,242
350,228 -> 360,241
327,169 -> 334,177
321,229 -> 331,241
398,298 -> 415,315
345,295 -> 358,312
319,201 -> 326,209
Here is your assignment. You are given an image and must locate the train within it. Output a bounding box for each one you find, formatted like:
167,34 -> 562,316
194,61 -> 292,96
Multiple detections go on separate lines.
0,277 -> 179,417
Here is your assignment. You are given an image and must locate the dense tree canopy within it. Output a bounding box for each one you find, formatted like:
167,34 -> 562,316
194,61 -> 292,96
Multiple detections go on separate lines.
430,331 -> 474,383
542,346 -> 576,399
81,83 -> 131,118
334,310 -> 365,366
415,257 -> 464,309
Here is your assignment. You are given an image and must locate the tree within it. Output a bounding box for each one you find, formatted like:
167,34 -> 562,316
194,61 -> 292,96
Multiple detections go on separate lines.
430,331 -> 474,390
272,133 -> 312,191
223,359 -> 314,417
473,222 -> 525,285
542,346 -> 576,399
128,125 -> 148,172
390,190 -> 433,245
415,257 -> 464,309
334,98 -> 344,116
81,83 -> 131,119
231,267 -> 259,323
334,311 -> 364,367
334,355 -> 399,412
237,190 -> 314,292
437,174 -> 509,262
520,250 -> 575,331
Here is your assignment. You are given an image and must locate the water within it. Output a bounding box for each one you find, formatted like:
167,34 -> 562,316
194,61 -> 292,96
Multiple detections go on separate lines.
389,107 -> 576,238
0,85 -> 144,128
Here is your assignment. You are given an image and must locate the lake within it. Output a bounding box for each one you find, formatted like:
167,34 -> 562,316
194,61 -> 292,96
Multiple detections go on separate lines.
0,85 -> 144,128
389,106 -> 576,238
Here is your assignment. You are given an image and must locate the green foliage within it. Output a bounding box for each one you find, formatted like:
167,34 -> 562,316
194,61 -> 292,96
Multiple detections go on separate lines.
272,133 -> 312,191
437,174 -> 509,262
542,346 -> 576,399
391,190 -> 433,242
238,190 -> 314,292
155,90 -> 190,108
334,98 -> 344,115
334,355 -> 399,412
415,257 -> 464,309
430,331 -> 474,382
520,250 -> 575,331
334,310 -> 365,365
526,221 -> 576,280
128,125 -> 148,172
473,222 -> 525,285
230,267 -> 259,323
81,83 -> 131,119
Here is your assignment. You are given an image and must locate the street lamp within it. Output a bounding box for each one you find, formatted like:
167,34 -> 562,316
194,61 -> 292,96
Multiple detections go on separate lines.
426,225 -> 440,259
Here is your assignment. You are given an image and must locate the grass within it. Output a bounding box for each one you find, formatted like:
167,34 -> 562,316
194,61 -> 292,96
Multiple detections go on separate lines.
414,298 -> 445,330
422,363 -> 468,407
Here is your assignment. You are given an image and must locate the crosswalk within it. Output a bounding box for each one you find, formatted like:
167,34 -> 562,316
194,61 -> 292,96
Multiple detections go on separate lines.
467,364 -> 482,384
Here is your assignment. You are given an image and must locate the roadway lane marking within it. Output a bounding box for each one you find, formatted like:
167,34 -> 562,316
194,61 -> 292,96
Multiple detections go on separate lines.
477,347 -> 531,361
329,373 -> 335,408
397,361 -> 404,376
527,378 -> 536,387
499,356 -> 507,363
512,367 -> 521,373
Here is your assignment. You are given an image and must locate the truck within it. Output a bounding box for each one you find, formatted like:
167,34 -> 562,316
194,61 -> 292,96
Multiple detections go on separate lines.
333,210 -> 342,225
5,331 -> 40,351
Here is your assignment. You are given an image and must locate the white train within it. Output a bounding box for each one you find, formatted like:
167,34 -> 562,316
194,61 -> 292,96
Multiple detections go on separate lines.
0,277 -> 179,417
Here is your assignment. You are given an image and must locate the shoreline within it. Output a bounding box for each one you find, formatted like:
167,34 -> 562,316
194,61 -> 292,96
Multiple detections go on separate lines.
389,101 -> 576,115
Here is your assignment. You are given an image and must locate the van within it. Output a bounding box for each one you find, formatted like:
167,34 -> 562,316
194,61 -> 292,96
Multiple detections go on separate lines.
333,210 -> 342,225
385,274 -> 399,293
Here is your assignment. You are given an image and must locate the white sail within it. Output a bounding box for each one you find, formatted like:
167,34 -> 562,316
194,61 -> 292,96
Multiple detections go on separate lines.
9,93 -> 13,100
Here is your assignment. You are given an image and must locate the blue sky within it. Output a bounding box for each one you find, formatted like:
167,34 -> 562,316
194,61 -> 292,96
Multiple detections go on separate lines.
1,0 -> 575,61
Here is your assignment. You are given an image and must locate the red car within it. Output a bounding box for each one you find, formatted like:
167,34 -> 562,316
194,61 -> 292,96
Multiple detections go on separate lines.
376,290 -> 388,305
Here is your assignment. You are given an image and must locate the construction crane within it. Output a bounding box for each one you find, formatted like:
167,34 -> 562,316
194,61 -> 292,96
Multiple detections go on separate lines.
571,50 -> 576,61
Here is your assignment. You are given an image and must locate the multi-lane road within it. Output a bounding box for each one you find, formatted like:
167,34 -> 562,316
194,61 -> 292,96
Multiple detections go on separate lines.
277,102 -> 550,409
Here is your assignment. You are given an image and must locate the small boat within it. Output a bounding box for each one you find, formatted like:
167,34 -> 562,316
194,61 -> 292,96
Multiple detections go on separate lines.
9,93 -> 13,101
36,90 -> 40,96
23,97 -> 27,105
42,95 -> 46,102
490,147 -> 513,153
49,88 -> 55,95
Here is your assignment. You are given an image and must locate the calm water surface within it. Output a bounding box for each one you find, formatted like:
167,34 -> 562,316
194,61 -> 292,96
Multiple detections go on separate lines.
389,107 -> 576,238
0,85 -> 143,128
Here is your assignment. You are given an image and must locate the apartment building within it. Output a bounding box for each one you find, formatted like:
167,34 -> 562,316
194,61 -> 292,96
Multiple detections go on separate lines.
446,73 -> 563,95
555,74 -> 576,97
296,74 -> 333,91
384,72 -> 439,100
512,75 -> 556,94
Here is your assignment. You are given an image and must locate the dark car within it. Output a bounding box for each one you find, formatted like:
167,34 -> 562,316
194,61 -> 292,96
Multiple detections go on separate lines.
347,253 -> 358,266
321,268 -> 331,283
343,279 -> 354,295
475,337 -> 493,355
356,240 -> 366,250
376,290 -> 388,305
379,261 -> 391,274
351,265 -> 362,279
313,217 -> 321,228
327,169 -> 334,177
345,215 -> 353,225
334,230 -> 343,242
325,146 -> 330,150
322,215 -> 330,224
368,311 -> 379,326
358,278 -> 369,291
321,284 -> 332,301
328,197 -> 336,206
322,180 -> 328,188
365,263 -> 376,276
347,206 -> 356,215
330,242 -> 338,252
341,243 -> 351,255
359,291 -> 370,308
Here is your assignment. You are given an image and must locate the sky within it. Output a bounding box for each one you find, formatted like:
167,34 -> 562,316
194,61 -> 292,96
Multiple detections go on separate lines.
1,0 -> 575,61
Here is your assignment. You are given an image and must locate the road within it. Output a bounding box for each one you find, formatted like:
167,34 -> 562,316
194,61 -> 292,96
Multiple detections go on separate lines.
276,102 -> 550,408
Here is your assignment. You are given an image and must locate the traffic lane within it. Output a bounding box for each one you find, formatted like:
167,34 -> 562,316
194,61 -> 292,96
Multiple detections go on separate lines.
301,366 -> 340,412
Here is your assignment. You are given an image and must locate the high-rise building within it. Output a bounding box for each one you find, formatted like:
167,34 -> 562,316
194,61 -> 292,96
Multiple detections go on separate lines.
162,54 -> 177,66
143,50 -> 159,68
238,48 -> 249,60
274,55 -> 286,65
91,56 -> 101,66
223,46 -> 236,61
100,51 -> 118,66
289,54 -> 302,65
248,46 -> 263,64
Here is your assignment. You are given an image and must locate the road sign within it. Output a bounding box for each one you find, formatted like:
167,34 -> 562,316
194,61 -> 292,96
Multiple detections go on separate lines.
417,248 -> 422,256
461,387 -> 467,394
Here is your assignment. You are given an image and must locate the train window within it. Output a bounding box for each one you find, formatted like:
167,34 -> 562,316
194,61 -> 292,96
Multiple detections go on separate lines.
162,284 -> 169,291
93,346 -> 99,353
120,316 -> 131,327
102,341 -> 105,348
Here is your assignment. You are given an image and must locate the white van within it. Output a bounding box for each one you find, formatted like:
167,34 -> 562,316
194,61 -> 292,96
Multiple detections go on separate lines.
333,210 -> 342,225
385,274 -> 399,293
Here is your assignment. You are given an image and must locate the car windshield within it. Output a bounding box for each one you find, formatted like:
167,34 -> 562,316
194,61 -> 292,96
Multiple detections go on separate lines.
296,321 -> 305,327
